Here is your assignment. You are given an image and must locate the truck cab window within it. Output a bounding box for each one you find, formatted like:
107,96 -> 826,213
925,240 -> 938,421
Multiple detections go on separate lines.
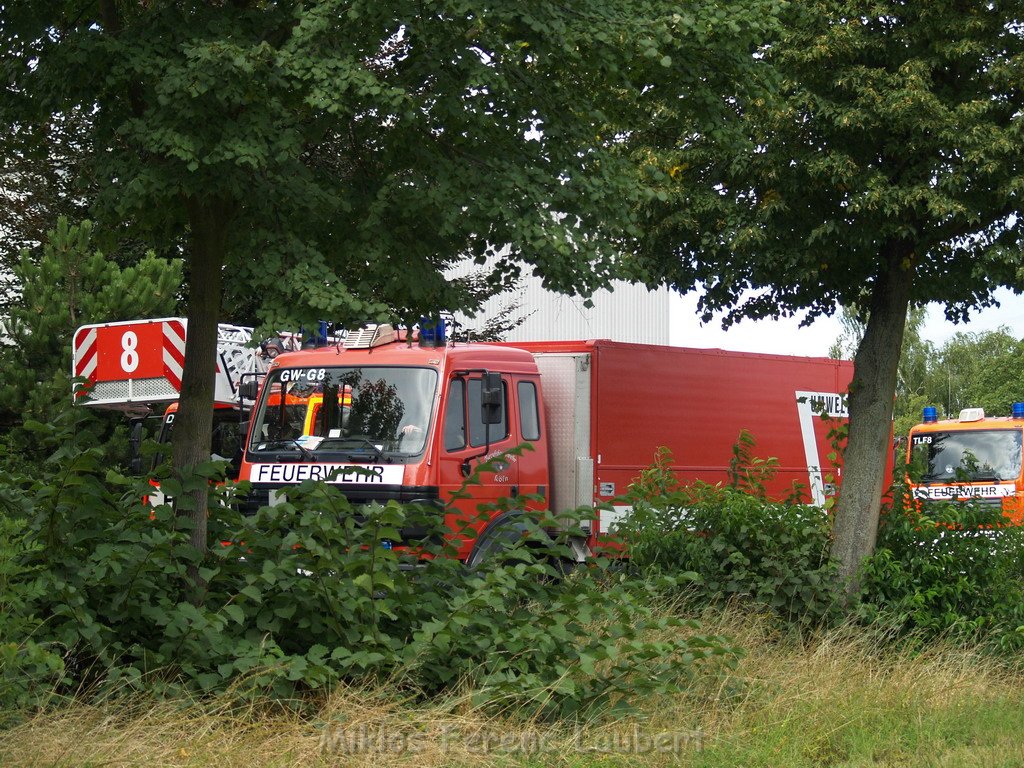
444,377 -> 509,451
153,408 -> 241,470
468,377 -> 508,447
910,429 -> 1023,483
518,381 -> 540,441
444,379 -> 466,451
248,366 -> 436,459
211,418 -> 243,462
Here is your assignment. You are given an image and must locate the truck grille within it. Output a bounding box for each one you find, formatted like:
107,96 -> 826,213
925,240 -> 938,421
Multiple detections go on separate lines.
237,483 -> 444,545
240,483 -> 440,514
919,497 -> 1004,514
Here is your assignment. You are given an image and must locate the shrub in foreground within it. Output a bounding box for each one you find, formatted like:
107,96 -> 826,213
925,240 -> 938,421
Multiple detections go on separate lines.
619,447 -> 842,626
0,514 -> 65,722
4,408 -> 738,721
859,488 -> 1024,650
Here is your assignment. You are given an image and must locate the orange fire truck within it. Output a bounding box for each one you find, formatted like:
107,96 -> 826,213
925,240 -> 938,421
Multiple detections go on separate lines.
237,323 -> 854,564
906,404 -> 1024,525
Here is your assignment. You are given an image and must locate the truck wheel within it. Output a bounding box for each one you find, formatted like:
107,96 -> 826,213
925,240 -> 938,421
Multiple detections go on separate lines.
466,511 -> 582,576
466,510 -> 530,569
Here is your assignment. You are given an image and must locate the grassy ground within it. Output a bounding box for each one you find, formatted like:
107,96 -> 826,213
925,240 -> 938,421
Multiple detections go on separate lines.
3,611 -> 1022,768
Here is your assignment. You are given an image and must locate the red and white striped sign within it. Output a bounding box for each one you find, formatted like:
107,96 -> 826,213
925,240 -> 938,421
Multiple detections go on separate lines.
72,318 -> 187,403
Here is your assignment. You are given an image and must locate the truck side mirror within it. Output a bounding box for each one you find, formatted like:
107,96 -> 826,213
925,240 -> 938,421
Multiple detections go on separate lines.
238,379 -> 260,401
128,417 -> 144,475
480,372 -> 503,425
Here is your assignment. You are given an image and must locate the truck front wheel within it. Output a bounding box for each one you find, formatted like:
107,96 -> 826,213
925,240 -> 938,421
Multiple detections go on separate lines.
465,510 -> 530,569
465,511 -> 583,576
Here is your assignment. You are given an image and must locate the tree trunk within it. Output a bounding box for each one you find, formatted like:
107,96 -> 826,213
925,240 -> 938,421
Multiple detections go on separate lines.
831,240 -> 914,597
173,195 -> 232,603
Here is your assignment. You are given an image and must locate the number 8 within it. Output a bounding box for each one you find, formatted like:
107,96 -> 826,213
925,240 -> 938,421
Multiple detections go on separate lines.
121,331 -> 140,373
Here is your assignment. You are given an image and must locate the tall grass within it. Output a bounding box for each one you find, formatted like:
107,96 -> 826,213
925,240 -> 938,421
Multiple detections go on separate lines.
4,608 -> 1023,768
676,610 -> 1024,767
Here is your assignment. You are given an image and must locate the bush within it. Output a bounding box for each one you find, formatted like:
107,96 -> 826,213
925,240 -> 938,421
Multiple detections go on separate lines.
619,446 -> 843,626
6,408 -> 738,721
0,463 -> 65,721
858,485 -> 1024,650
0,513 -> 65,723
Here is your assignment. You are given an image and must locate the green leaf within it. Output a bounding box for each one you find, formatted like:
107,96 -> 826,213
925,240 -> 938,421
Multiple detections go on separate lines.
223,604 -> 245,625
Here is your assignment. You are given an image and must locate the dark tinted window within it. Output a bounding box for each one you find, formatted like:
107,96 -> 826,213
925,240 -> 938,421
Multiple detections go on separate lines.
152,408 -> 242,472
518,381 -> 540,441
444,379 -> 466,451
211,410 -> 244,461
468,378 -> 508,447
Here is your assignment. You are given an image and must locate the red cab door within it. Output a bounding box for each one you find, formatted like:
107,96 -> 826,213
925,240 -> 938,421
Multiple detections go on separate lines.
437,374 -> 520,560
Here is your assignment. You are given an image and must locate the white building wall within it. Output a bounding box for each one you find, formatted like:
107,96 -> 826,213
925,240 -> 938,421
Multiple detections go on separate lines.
455,275 -> 672,345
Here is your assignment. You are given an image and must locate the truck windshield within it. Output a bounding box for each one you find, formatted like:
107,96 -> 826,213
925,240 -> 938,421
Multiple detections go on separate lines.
247,366 -> 437,460
908,429 -> 1023,483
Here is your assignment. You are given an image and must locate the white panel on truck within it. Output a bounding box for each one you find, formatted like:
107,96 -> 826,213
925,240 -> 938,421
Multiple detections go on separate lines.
533,353 -> 592,516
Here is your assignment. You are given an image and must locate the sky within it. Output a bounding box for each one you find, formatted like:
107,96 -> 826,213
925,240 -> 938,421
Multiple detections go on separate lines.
669,287 -> 1024,358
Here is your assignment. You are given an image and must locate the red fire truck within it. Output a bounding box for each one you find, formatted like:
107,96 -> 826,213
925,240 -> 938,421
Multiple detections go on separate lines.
71,318 -> 267,412
71,318 -> 286,476
238,323 -> 853,564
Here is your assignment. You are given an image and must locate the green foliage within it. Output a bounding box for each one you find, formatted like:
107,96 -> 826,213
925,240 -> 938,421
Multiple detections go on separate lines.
620,448 -> 842,626
636,1 -> 1024,323
833,313 -> 1024,438
0,110 -> 93,314
402,549 -> 736,719
2,0 -> 784,547
920,329 -> 1024,420
632,0 -> 1024,585
728,428 -> 781,498
4,407 -> 735,721
859,487 -> 1024,649
7,218 -> 181,336
3,0 -> 780,332
0,513 -> 65,722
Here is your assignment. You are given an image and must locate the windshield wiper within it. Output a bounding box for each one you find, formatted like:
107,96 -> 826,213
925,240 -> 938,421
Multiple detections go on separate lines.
293,440 -> 317,461
317,436 -> 388,463
253,439 -> 317,460
923,474 -> 1005,484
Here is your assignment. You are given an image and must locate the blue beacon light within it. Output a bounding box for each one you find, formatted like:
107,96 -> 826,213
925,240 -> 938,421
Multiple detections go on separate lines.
922,406 -> 938,424
1013,402 -> 1024,420
419,316 -> 447,348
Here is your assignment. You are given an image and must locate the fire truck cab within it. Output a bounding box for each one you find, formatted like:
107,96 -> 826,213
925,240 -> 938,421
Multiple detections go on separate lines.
240,324 -> 548,562
906,404 -> 1024,525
